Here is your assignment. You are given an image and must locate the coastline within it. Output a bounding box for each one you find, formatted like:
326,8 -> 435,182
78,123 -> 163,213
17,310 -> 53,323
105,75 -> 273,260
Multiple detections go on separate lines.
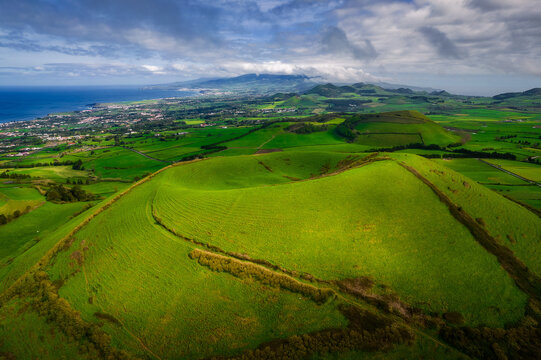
0,86 -> 197,124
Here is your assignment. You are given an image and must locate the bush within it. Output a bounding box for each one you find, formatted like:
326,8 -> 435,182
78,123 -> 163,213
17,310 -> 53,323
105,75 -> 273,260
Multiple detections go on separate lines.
189,249 -> 334,304
46,184 -> 98,203
219,305 -> 414,360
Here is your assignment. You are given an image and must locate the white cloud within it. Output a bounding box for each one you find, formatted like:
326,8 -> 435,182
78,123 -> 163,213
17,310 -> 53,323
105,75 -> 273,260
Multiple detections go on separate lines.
0,0 -> 539,89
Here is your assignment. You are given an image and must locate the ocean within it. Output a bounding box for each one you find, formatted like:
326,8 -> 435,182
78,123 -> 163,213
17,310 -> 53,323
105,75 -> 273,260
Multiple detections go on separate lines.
0,86 -> 195,123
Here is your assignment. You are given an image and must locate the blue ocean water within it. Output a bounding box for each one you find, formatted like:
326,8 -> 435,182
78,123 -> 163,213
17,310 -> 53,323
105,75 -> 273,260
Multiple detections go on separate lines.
0,86 -> 195,123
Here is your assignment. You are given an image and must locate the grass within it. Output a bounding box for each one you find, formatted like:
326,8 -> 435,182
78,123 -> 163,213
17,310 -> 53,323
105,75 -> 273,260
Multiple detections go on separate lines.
0,185 -> 45,221
428,110 -> 541,160
224,124 -> 287,148
355,133 -> 422,147
433,158 -> 527,185
0,298 -> 88,360
45,173 -> 348,359
393,154 -> 541,275
1,104 -> 540,359
262,126 -> 344,149
0,201 -> 90,291
4,166 -> 88,180
356,121 -> 460,146
483,159 -> 541,182
0,186 -> 43,200
84,147 -> 164,180
150,152 -> 527,326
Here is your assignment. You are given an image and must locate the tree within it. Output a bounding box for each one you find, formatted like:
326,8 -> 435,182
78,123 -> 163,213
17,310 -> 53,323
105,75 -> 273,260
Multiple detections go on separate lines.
0,214 -> 7,225
46,189 -> 61,202
72,159 -> 83,170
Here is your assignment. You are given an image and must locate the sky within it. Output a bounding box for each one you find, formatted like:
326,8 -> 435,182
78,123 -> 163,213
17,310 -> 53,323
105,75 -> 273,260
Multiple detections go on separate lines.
0,0 -> 540,95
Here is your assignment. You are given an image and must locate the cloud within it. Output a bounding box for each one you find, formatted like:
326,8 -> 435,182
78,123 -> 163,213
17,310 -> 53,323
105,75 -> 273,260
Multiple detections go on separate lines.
419,26 -> 464,59
320,26 -> 377,60
0,0 -> 539,89
0,0 -> 224,58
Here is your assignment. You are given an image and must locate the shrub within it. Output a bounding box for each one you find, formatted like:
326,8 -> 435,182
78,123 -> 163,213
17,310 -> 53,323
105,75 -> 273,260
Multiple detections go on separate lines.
189,249 -> 334,304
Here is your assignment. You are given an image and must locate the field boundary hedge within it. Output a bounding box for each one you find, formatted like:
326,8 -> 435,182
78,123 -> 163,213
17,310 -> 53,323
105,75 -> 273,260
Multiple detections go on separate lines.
501,194 -> 541,218
398,161 -> 541,307
152,204 -> 330,283
189,248 -> 335,304
207,303 -> 414,360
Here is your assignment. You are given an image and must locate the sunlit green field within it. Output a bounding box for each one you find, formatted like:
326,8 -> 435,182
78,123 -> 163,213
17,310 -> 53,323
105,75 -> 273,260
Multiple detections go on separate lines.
394,154 -> 541,275
483,159 -> 541,182
84,147 -> 164,180
4,165 -> 88,180
45,167 -> 348,359
151,152 -> 530,326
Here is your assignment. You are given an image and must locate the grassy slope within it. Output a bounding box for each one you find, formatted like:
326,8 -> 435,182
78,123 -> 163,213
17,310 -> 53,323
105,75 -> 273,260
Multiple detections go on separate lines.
0,202 -> 87,265
392,154 -> 541,275
0,192 -> 124,294
483,159 -> 541,182
152,152 -> 527,326
85,147 -> 164,180
44,174 -> 347,359
0,298 -> 90,360
1,142 -> 538,359
352,111 -> 461,146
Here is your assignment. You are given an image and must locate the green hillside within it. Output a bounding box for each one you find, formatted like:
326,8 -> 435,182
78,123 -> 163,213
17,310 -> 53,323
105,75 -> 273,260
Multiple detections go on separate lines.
1,149 -> 540,359
336,110 -> 462,147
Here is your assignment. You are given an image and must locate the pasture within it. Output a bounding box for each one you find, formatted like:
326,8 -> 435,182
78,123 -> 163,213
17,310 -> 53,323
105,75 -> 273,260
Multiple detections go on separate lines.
46,173 -> 348,359
150,152 -> 528,327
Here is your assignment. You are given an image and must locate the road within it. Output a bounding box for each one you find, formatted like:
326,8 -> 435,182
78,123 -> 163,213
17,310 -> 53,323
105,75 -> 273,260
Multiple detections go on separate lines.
477,158 -> 541,187
120,146 -> 173,164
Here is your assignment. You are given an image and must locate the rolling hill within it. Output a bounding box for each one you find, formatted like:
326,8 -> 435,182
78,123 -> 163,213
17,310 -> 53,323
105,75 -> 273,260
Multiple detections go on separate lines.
336,110 -> 462,147
1,149 -> 540,359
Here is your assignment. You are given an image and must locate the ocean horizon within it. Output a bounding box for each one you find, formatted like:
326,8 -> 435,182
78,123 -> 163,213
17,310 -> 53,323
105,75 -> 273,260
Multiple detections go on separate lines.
0,85 -> 195,123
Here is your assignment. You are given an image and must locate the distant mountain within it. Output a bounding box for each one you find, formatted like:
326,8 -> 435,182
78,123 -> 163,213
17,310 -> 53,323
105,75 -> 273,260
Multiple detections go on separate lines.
493,88 -> 541,100
147,74 -> 318,95
370,82 -> 441,93
306,83 -> 394,97
304,82 -> 439,98
305,83 -> 350,97
430,90 -> 452,97
147,73 -> 452,97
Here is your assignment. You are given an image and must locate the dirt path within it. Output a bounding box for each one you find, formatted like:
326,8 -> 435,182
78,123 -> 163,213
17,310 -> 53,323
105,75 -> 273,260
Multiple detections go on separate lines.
478,158 -> 541,187
257,134 -> 277,149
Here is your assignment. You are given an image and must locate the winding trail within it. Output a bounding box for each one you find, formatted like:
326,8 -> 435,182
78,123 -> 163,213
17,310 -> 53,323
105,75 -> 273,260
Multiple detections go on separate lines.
478,158 -> 541,187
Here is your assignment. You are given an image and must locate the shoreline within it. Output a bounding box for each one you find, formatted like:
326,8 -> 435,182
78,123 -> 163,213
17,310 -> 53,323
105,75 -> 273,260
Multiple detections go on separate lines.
0,86 -> 199,125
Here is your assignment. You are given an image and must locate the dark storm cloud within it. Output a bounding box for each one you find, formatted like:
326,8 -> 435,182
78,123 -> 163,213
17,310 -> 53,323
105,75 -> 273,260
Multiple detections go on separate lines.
467,0 -> 505,11
419,26 -> 464,59
320,26 -> 377,60
0,0 -> 224,55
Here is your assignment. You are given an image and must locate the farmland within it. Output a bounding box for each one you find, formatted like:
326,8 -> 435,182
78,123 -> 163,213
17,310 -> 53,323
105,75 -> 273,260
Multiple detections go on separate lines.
0,83 -> 540,359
